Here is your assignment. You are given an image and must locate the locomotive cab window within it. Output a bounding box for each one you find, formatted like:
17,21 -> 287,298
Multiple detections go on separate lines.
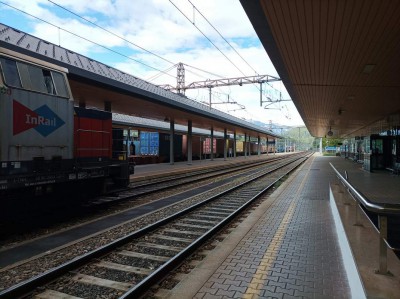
42,69 -> 55,94
18,62 -> 46,93
0,57 -> 22,88
0,56 -> 69,98
51,70 -> 69,97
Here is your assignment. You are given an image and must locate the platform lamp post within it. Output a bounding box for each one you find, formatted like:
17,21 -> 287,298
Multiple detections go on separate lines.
320,138 -> 323,154
211,127 -> 214,161
233,131 -> 237,158
126,128 -> 130,161
298,127 -> 300,151
169,119 -> 174,165
283,131 -> 286,153
187,120 -> 192,165
199,137 -> 203,161
279,128 -> 286,153
224,128 -> 227,161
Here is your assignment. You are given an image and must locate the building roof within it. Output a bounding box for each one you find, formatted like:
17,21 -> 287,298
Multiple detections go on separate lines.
0,23 -> 280,139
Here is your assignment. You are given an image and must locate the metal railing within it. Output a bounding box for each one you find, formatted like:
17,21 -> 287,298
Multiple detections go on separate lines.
330,162 -> 400,275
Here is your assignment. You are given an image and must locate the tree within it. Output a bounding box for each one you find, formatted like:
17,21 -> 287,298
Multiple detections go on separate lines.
322,137 -> 343,148
277,127 -> 314,151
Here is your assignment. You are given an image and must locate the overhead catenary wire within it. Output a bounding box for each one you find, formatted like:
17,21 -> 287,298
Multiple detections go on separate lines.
168,0 -> 248,78
50,0 -> 234,86
45,0 -> 243,88
47,0 -> 177,67
4,0 -> 287,118
168,0 -> 284,109
87,0 -> 281,113
0,1 -> 176,78
9,0 -> 237,102
187,0 -> 259,75
181,65 -> 281,116
147,64 -> 179,82
51,0 -> 281,108
183,63 -> 225,79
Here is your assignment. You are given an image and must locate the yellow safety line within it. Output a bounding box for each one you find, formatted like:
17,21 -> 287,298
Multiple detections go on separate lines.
243,157 -> 314,298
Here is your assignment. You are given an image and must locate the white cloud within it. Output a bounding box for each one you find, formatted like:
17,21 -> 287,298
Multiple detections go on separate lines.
45,0 -> 116,15
1,0 -> 304,126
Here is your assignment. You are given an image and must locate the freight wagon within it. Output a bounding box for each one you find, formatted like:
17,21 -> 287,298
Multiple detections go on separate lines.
236,141 -> 244,154
0,47 -> 131,197
138,132 -> 183,163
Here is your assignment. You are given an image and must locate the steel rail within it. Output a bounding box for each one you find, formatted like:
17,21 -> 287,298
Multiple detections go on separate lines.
129,155 -> 287,190
85,155 -> 294,210
99,154 -> 304,208
95,155 -> 296,207
0,154 -> 309,299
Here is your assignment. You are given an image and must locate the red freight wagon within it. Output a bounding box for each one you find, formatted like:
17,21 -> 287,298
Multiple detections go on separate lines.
203,138 -> 217,154
74,107 -> 112,158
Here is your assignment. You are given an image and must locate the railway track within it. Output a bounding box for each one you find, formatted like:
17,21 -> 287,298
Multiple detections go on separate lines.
0,154 -> 303,259
0,155 -> 293,244
0,152 -> 311,299
90,154 -> 291,206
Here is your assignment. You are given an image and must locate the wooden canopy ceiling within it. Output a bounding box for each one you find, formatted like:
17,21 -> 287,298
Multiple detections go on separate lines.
241,0 -> 400,137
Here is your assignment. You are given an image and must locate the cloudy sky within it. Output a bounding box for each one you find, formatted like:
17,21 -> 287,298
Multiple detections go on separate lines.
1,0 -> 304,127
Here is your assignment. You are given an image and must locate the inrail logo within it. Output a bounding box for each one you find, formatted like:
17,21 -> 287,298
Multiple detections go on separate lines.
25,114 -> 57,127
13,100 -> 65,137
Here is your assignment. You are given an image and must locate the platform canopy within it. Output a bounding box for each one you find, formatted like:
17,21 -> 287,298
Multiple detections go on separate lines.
241,0 -> 400,138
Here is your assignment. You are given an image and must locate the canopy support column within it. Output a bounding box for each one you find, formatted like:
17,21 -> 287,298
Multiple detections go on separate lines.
170,119 -> 175,165
187,120 -> 192,165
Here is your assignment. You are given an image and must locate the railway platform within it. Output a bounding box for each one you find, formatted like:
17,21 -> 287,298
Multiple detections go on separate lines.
160,154 -> 400,299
